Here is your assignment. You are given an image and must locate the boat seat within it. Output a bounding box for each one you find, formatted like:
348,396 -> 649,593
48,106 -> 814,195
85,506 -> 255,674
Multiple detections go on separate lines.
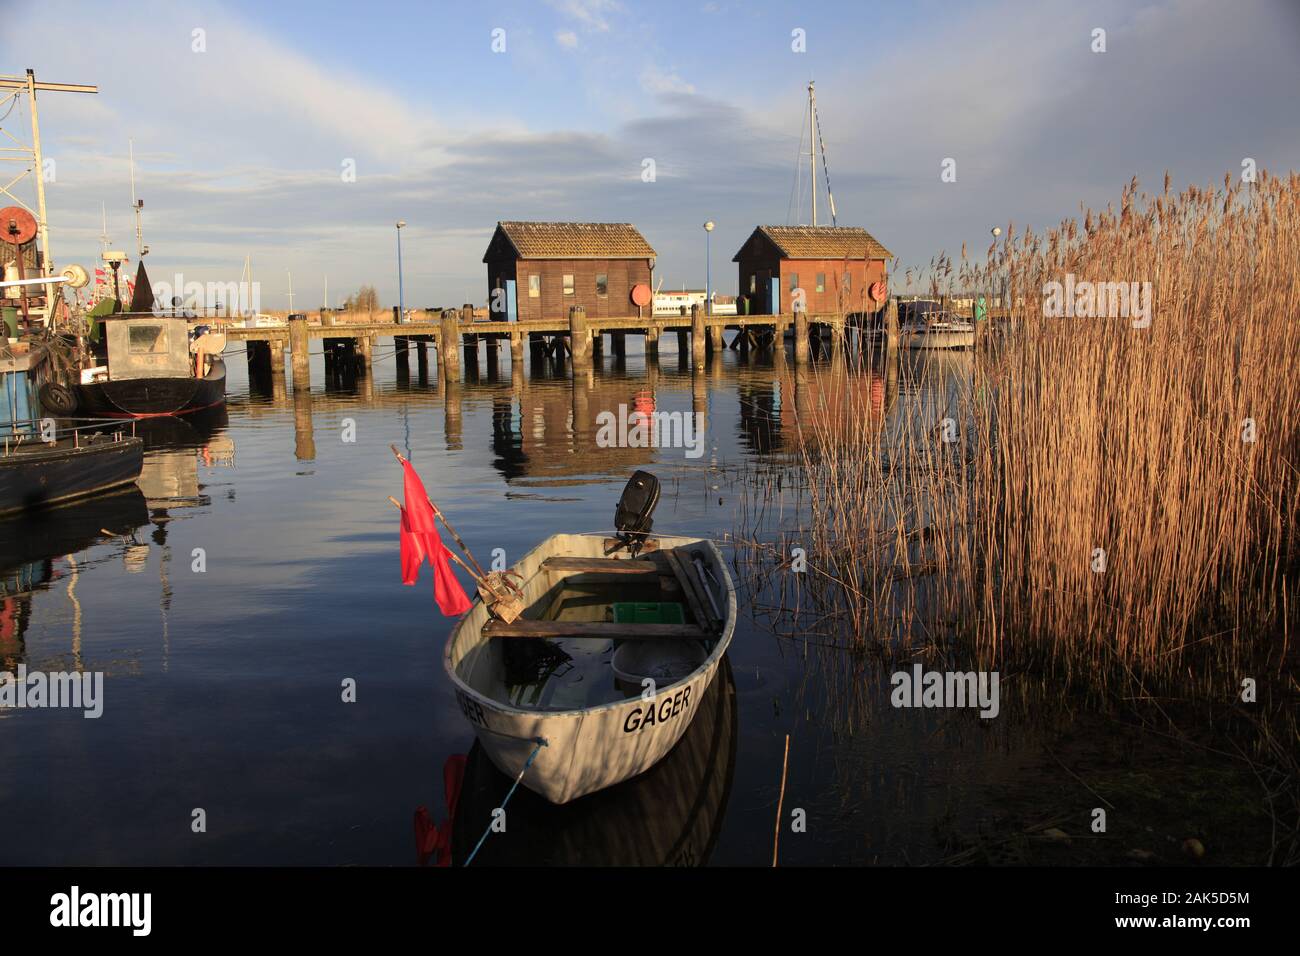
540,556 -> 659,575
482,620 -> 708,641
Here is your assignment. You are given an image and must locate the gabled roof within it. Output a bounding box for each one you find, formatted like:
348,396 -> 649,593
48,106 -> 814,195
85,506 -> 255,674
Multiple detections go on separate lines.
733,225 -> 892,261
484,221 -> 656,261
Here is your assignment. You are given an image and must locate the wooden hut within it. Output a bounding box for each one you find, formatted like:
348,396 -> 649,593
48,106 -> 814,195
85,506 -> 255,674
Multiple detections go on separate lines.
732,225 -> 891,315
483,221 -> 656,323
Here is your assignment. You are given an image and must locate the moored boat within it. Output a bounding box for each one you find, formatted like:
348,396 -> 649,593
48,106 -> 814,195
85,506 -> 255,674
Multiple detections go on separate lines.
445,530 -> 736,805
0,423 -> 144,516
899,300 -> 975,349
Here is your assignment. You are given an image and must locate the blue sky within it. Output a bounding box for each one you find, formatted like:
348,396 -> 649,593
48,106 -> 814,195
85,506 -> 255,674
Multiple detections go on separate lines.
3,0 -> 1298,309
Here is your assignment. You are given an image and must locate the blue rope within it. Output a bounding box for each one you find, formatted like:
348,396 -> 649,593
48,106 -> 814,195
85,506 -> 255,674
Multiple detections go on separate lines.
462,737 -> 547,867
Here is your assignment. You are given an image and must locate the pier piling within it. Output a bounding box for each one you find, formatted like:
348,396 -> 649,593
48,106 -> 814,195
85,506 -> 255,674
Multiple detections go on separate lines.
691,304 -> 706,367
288,313 -> 310,390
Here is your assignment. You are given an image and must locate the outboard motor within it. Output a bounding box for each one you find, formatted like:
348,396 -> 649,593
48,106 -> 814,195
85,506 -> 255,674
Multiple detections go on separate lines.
614,470 -> 660,556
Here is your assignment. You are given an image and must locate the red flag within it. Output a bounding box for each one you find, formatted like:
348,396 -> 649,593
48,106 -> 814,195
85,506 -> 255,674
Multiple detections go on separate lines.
400,460 -> 473,616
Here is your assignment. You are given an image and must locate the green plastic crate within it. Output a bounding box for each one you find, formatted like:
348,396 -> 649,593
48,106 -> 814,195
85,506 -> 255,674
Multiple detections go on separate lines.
612,602 -> 685,625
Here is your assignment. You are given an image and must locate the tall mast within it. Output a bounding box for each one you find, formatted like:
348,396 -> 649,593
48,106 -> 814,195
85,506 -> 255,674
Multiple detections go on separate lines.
100,202 -> 109,255
808,80 -> 817,227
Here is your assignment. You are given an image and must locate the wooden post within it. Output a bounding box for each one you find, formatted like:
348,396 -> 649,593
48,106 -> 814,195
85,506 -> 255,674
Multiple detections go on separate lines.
691,304 -> 706,367
611,330 -> 626,357
270,339 -> 286,376
288,313 -> 310,390
357,334 -> 373,375
885,298 -> 900,353
569,305 -> 590,369
510,330 -> 524,368
460,305 -> 475,364
645,325 -> 659,363
440,309 -> 460,379
794,309 -> 810,364
591,329 -> 603,360
709,321 -> 723,353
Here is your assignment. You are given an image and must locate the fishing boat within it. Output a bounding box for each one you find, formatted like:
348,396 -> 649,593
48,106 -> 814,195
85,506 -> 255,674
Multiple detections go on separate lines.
435,470 -> 735,805
898,300 -> 975,350
0,423 -> 143,516
63,262 -> 227,418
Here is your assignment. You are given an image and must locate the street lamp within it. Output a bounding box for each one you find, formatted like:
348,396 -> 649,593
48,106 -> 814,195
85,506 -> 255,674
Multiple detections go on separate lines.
396,220 -> 407,324
703,220 -> 715,316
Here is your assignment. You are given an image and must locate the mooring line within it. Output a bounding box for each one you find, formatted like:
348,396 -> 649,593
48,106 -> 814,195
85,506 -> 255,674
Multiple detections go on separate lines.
462,737 -> 547,867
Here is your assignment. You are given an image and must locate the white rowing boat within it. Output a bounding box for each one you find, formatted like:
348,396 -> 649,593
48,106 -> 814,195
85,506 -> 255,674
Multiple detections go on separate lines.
444,532 -> 736,805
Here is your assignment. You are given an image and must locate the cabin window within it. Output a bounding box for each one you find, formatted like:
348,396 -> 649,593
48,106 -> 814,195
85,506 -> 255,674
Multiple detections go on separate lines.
596,273 -> 608,296
749,274 -> 756,294
128,324 -> 168,354
788,272 -> 798,292
563,274 -> 575,296
843,272 -> 851,292
816,273 -> 826,293
528,275 -> 540,298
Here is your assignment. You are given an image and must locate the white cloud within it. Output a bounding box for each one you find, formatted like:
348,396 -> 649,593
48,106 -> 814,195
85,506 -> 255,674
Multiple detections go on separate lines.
547,0 -> 622,33
555,30 -> 579,50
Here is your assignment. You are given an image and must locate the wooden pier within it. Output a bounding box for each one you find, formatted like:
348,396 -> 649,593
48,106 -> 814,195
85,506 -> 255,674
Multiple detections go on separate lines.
226,302 -> 1008,388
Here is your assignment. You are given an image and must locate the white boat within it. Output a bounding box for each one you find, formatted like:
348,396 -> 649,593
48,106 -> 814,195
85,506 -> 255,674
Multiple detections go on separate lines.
444,531 -> 736,805
901,311 -> 975,350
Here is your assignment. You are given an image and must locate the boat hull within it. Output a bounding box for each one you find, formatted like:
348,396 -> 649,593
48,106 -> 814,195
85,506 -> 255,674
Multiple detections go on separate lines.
901,329 -> 974,349
445,533 -> 736,805
0,435 -> 144,516
77,358 -> 227,417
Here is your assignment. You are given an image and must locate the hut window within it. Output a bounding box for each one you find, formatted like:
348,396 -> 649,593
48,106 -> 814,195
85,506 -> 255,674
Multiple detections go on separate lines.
843,272 -> 851,292
816,273 -> 826,293
128,324 -> 168,354
749,274 -> 756,294
788,272 -> 798,292
528,275 -> 540,298
596,273 -> 608,296
563,274 -> 575,296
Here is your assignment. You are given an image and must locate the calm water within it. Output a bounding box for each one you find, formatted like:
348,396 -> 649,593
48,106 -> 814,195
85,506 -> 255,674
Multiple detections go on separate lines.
0,336 -> 1186,865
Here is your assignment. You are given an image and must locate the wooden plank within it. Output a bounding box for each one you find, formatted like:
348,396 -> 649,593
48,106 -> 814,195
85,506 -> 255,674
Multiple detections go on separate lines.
661,548 -> 710,629
541,556 -> 659,575
482,620 -> 708,640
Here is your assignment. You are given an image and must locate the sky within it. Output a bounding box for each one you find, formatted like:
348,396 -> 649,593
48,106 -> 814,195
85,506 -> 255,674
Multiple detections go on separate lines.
2,0 -> 1298,310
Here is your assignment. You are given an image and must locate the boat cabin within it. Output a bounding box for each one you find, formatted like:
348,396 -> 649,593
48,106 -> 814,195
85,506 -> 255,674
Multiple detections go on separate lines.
104,316 -> 193,380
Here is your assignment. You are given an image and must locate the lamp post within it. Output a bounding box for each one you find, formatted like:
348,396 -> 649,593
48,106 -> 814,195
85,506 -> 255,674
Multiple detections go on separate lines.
703,220 -> 715,316
396,220 -> 407,323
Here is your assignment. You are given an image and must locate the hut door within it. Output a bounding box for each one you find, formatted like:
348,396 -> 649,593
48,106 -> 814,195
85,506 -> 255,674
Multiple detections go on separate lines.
769,275 -> 781,315
505,279 -> 517,322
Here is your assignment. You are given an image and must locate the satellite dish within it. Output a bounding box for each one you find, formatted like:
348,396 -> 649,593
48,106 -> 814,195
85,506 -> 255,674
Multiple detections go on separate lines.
60,264 -> 90,289
0,206 -> 38,246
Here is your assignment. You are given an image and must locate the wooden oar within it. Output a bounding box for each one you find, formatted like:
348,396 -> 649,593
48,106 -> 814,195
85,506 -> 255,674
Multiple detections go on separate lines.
389,444 -> 488,579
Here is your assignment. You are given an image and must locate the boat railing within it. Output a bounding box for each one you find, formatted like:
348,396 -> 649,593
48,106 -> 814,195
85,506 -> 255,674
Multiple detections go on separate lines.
1,416 -> 138,456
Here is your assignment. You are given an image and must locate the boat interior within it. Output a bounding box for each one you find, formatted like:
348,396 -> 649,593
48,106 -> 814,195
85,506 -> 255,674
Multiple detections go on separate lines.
449,533 -> 730,713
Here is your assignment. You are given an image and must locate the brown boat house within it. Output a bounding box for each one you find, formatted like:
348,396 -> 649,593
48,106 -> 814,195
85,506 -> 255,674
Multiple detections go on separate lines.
483,221 -> 656,323
733,225 -> 891,316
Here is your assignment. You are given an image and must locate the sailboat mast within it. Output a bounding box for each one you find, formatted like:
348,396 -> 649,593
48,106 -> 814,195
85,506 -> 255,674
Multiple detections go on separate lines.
808,81 -> 817,227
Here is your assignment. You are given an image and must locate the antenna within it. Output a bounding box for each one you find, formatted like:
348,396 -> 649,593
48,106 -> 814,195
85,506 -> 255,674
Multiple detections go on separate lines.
287,269 -> 295,311
129,138 -> 146,257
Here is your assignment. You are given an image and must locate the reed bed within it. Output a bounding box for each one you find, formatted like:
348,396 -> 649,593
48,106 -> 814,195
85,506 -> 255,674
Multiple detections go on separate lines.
750,170 -> 1300,687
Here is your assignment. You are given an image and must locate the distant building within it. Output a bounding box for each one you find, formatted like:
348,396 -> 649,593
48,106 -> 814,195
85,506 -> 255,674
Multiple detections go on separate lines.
482,221 -> 656,322
732,225 -> 891,315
